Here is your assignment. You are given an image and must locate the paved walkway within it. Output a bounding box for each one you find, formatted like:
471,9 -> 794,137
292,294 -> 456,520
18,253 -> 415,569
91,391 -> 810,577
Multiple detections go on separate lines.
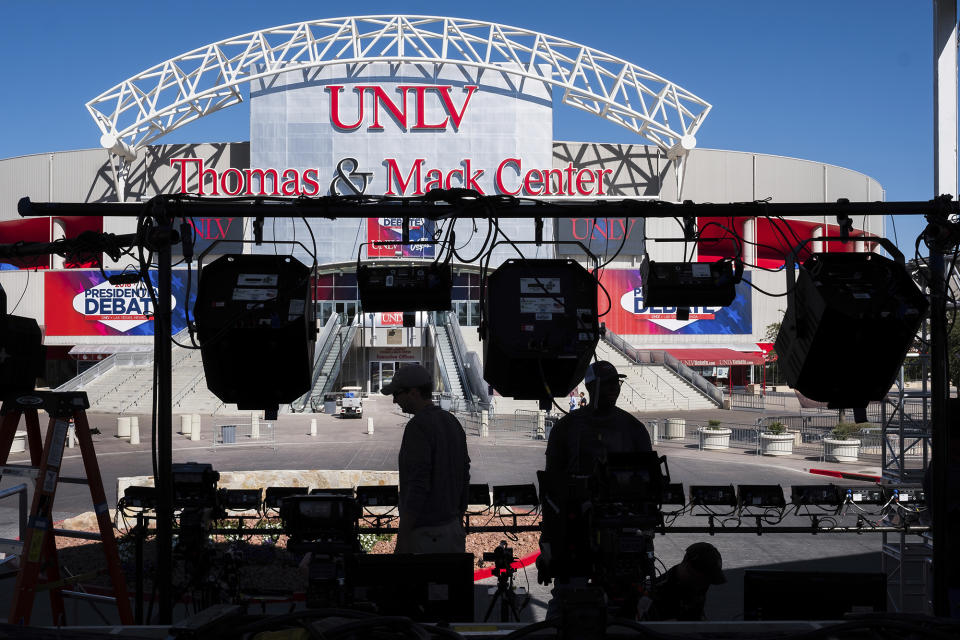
0,394 -> 907,627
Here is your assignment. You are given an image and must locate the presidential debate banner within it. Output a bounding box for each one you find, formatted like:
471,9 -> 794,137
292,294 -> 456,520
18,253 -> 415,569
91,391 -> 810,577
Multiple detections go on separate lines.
366,216 -> 437,258
600,269 -> 752,335
45,270 -> 197,336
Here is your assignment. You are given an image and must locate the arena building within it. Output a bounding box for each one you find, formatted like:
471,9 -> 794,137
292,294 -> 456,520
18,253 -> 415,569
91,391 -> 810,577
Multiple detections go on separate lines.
0,16 -> 883,411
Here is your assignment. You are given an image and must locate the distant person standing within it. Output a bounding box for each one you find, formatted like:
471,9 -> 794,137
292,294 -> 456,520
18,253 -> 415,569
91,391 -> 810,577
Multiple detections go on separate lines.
382,364 -> 471,553
578,391 -> 587,409
569,390 -> 578,412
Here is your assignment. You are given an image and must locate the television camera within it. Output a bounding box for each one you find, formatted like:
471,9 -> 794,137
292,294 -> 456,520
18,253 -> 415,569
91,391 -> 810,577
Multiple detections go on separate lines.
279,492 -> 362,608
538,451 -> 668,618
482,540 -> 530,622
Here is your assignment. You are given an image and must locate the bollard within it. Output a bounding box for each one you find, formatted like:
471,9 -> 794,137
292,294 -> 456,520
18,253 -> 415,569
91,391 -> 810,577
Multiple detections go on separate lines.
117,416 -> 131,439
367,418 -> 374,435
480,412 -> 489,438
190,414 -> 201,441
310,418 -> 317,436
129,417 -> 140,445
66,424 -> 76,449
181,414 -> 192,436
252,413 -> 260,439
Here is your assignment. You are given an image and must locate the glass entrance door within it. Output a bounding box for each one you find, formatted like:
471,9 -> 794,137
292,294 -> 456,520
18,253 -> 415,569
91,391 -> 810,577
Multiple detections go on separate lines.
369,360 -> 420,394
370,361 -> 396,395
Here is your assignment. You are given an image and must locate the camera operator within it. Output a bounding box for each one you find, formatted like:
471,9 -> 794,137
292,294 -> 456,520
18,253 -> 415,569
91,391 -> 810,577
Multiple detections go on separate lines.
642,542 -> 726,621
382,364 -> 471,553
537,360 -> 653,617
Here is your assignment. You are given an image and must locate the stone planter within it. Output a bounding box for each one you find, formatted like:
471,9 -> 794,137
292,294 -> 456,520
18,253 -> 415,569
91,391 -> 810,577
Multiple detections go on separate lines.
823,438 -> 860,463
760,432 -> 794,456
665,418 -> 686,440
699,427 -> 732,450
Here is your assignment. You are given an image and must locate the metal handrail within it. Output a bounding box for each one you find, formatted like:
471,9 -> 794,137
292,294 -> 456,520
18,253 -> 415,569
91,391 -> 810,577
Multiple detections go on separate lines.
292,314 -> 342,412
659,351 -> 723,406
602,330 -> 705,409
619,379 -> 647,411
428,322 -> 457,402
441,311 -> 479,412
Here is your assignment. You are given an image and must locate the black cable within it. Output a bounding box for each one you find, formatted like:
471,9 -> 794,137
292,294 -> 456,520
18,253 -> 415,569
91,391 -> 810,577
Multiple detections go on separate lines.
7,267 -> 30,315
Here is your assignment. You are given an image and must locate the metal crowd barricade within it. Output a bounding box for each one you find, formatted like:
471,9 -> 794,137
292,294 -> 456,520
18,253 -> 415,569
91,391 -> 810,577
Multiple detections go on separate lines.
211,416 -> 278,452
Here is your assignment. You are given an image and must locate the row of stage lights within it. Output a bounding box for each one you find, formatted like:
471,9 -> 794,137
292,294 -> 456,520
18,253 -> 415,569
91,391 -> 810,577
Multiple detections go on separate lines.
120,463 -> 925,520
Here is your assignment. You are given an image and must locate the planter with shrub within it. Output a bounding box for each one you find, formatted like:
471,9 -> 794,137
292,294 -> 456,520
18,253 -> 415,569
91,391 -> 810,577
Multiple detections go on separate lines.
760,421 -> 794,456
823,422 -> 862,463
699,419 -> 732,450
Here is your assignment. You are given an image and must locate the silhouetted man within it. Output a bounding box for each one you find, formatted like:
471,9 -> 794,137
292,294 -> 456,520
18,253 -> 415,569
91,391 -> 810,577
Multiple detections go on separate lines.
538,360 -> 653,617
382,364 -> 470,553
643,542 -> 726,621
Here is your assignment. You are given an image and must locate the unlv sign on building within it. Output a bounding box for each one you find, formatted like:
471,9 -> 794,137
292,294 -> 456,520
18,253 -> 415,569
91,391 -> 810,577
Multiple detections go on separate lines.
250,63 -> 555,264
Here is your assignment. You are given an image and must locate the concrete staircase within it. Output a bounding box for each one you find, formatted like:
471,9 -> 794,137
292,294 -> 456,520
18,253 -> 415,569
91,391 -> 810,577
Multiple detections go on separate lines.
594,341 -> 717,411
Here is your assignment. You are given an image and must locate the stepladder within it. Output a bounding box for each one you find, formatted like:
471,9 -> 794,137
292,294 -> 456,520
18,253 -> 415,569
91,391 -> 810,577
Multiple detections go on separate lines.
0,391 -> 133,625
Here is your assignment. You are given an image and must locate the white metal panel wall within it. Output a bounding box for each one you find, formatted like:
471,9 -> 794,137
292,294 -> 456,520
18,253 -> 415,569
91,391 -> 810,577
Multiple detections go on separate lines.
680,149 -> 755,202
0,269 -> 45,323
0,154 -> 51,221
50,149 -> 113,202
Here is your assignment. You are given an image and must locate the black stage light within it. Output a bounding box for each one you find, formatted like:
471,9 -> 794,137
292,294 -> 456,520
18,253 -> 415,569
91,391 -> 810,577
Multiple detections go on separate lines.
264,486 -> 309,510
218,488 -> 263,511
775,250 -> 927,408
482,259 -> 599,404
171,462 -> 220,509
662,483 -> 686,506
689,485 -> 737,507
357,263 -> 452,312
356,485 -> 399,507
640,257 -> 739,308
123,486 -> 158,510
194,254 -> 315,419
838,486 -> 886,505
889,486 -> 925,505
310,487 -> 355,497
492,484 -> 539,507
279,493 -> 360,544
468,483 -> 491,507
790,485 -> 841,506
0,284 -> 45,399
737,485 -> 786,509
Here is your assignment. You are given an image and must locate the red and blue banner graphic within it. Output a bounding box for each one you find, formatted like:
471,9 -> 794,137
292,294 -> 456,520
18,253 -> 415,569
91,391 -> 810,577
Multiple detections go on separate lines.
366,217 -> 436,258
599,269 -> 752,335
45,270 -> 197,336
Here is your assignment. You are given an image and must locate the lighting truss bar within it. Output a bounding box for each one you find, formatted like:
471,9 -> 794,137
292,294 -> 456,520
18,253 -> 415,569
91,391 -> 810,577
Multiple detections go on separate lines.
16,195 -> 957,221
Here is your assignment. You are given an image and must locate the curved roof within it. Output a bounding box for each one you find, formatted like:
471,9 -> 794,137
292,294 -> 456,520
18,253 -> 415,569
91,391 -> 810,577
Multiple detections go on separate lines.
86,15 -> 711,155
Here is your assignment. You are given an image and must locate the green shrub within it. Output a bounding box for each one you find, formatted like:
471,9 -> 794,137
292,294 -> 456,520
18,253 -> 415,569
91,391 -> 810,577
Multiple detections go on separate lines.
830,422 -> 862,440
706,419 -> 724,430
766,422 -> 787,435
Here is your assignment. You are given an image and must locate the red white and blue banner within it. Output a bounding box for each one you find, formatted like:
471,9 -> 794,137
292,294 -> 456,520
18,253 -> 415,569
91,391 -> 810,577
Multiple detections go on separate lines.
599,269 -> 752,335
45,270 -> 197,336
366,216 -> 436,258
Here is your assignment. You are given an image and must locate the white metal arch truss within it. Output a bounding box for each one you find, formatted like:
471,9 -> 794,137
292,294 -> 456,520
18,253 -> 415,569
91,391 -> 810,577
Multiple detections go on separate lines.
87,15 -> 712,195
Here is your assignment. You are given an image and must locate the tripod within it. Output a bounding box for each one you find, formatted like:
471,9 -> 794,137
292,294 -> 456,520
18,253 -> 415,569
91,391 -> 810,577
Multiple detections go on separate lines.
483,560 -> 528,622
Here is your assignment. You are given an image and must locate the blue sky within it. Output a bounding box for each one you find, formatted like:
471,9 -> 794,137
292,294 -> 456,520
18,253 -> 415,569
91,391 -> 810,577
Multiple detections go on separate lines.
0,1 -> 937,255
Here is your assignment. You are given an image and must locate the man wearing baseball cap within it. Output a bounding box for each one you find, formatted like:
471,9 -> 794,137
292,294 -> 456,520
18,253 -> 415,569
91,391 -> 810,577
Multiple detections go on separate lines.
544,360 -> 652,475
644,542 -> 727,621
538,360 -> 653,617
381,364 -> 471,554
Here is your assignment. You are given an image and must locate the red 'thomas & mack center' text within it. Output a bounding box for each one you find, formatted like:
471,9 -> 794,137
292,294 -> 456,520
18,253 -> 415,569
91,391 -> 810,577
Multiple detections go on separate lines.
169,158 -> 614,197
